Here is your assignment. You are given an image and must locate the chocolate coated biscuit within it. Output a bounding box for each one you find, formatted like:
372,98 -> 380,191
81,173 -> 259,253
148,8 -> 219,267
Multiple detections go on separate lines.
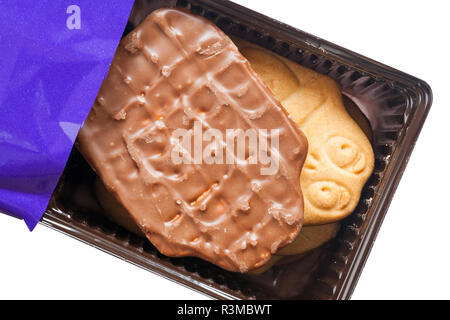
78,9 -> 308,272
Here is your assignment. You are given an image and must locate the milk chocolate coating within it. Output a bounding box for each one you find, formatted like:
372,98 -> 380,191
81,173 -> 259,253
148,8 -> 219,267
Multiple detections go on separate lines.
77,8 -> 307,272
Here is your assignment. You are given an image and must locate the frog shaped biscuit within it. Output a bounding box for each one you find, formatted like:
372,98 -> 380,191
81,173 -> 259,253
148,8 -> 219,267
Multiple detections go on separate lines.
236,39 -> 374,225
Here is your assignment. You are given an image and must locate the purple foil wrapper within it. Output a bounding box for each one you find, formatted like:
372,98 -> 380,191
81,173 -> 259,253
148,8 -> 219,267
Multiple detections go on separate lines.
0,1 -> 134,230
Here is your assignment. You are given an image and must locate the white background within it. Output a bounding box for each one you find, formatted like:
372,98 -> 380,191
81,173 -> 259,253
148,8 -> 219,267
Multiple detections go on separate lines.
0,0 -> 449,300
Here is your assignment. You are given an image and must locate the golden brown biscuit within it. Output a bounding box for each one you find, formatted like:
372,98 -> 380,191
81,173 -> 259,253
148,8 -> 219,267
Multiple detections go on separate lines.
235,39 -> 374,225
275,222 -> 340,256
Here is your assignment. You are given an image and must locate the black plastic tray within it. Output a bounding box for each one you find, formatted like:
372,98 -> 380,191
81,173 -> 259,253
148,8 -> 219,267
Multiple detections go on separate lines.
41,0 -> 432,300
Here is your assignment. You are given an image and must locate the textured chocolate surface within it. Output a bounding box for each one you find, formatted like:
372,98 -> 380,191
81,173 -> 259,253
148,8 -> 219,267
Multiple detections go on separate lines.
77,8 -> 307,272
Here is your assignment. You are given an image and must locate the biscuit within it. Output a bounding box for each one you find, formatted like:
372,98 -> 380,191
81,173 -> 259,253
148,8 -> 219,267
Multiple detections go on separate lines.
235,39 -> 374,225
77,9 -> 308,273
275,222 -> 340,256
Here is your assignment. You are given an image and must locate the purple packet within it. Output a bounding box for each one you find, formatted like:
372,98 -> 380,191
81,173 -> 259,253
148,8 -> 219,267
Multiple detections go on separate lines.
0,1 -> 134,230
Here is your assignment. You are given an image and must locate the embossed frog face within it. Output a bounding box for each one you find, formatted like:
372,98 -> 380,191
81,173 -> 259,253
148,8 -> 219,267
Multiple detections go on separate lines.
238,40 -> 374,225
